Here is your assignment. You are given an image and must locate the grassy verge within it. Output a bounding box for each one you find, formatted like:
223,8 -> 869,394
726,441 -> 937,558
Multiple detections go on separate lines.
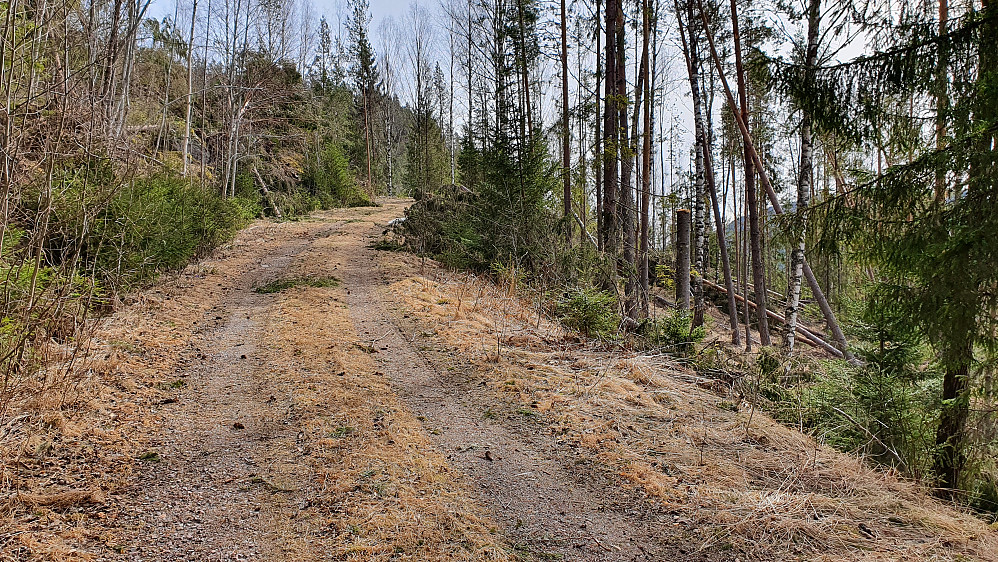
379,251 -> 997,561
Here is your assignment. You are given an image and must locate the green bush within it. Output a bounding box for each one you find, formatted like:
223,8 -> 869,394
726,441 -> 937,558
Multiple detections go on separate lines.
301,142 -> 371,208
753,302 -> 943,479
556,287 -> 619,338
971,474 -> 998,520
88,175 -> 251,288
644,310 -> 706,353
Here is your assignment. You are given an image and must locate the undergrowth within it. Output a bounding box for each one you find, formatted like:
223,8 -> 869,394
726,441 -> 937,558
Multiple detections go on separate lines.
2,161 -> 362,422
642,311 -> 708,353
556,287 -> 619,338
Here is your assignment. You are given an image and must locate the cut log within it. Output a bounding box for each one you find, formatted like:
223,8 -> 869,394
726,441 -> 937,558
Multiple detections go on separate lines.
653,294 -> 676,309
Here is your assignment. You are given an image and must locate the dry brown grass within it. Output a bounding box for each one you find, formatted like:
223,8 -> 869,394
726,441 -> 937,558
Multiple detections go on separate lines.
383,252 -> 998,561
1,266 -> 260,557
1,221 -> 299,559
2,212 -> 510,561
253,229 -> 510,560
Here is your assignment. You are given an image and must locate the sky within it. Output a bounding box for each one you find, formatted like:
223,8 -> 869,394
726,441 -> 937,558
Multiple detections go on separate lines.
148,0 -> 419,37
325,0 -> 409,28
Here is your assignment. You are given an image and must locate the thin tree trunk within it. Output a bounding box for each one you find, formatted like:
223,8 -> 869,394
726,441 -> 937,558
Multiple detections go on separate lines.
705,107 -> 740,344
639,0 -> 653,317
200,0 -> 211,183
740,155 -> 752,349
728,0 -> 770,345
784,0 -> 819,354
515,0 -> 534,141
934,0 -> 948,204
576,18 -> 588,245
365,89 -> 373,190
155,0 -> 182,156
933,340 -> 972,495
182,0 -> 198,178
560,0 -> 572,240
676,209 -> 691,311
467,0 -> 473,131
701,0 -> 852,359
627,7 -> 649,319
676,1 -> 707,329
618,0 -> 635,321
933,0 -> 995,494
601,0 -> 619,254
449,16 -> 456,185
595,0 -> 603,251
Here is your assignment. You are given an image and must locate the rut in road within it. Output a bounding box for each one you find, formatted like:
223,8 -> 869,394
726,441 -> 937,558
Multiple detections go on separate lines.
340,211 -> 681,561
120,222 -> 345,560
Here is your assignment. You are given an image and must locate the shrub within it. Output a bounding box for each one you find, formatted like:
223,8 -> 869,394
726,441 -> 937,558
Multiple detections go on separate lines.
753,302 -> 943,479
301,142 -> 371,208
88,175 -> 251,288
654,263 -> 676,292
556,287 -> 619,338
644,311 -> 706,353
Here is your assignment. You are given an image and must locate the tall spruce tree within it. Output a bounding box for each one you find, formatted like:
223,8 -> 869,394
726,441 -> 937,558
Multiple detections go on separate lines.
773,2 -> 998,496
347,0 -> 380,190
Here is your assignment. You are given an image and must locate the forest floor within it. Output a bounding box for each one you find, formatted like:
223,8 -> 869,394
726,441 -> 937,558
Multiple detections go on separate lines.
2,199 -> 996,561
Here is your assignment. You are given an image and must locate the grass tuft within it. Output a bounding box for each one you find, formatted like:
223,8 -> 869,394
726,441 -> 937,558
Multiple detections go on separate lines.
254,276 -> 340,294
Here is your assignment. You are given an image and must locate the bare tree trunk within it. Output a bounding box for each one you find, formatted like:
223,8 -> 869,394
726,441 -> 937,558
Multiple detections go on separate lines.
933,0 -> 996,493
560,0 -> 572,241
515,0 -> 534,141
934,340 -> 972,496
676,209 -> 691,311
200,0 -> 212,183
626,5 -> 649,319
364,89 -> 373,190
155,0 -> 182,156
705,107 -> 740,344
449,14 -> 456,185
784,0 -> 820,354
595,0 -> 603,251
182,0 -> 199,178
934,0 -> 948,205
618,0 -> 635,321
700,0 -> 852,359
576,17 -> 589,246
639,0 -> 653,317
740,155 -> 752,349
601,0 -> 619,254
729,0 -> 771,345
467,0 -> 473,131
676,1 -> 707,329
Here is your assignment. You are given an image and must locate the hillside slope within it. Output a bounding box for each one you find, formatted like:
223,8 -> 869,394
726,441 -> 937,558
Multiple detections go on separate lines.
1,199 -> 994,561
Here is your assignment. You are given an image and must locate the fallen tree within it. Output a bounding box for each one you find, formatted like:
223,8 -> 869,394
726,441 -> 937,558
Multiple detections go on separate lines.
701,279 -> 844,358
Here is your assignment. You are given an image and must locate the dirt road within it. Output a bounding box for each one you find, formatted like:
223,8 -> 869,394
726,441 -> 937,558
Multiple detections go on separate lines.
112,200 -> 679,561
9,199 -> 993,562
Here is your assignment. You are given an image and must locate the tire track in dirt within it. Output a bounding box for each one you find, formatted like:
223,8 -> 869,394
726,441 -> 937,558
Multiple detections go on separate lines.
337,204 -> 683,561
119,223 -> 343,561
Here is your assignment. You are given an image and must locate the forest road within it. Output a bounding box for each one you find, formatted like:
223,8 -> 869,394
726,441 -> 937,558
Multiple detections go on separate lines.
117,199 -> 680,561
